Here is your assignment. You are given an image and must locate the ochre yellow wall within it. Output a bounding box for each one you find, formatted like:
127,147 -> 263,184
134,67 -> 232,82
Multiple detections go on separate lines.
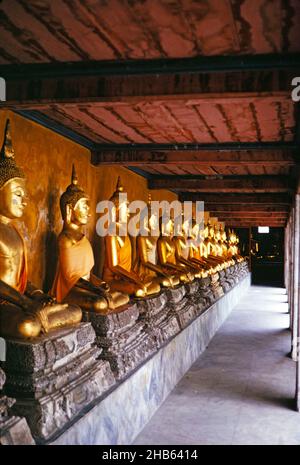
0,110 -> 178,290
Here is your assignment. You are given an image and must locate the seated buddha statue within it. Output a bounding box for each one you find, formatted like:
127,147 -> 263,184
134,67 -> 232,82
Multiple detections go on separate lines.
219,226 -> 234,266
102,178 -> 161,298
0,120 -> 82,339
173,218 -> 204,279
51,167 -> 129,313
206,223 -> 227,269
134,194 -> 180,288
200,223 -> 223,273
186,220 -> 211,277
227,230 -> 243,262
157,216 -> 194,284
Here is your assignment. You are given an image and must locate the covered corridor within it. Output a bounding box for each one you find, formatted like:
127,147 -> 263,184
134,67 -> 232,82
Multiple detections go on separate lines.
135,286 -> 299,445
0,0 -> 300,447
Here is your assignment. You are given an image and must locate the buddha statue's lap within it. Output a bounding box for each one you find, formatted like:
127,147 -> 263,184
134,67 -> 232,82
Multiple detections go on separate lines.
0,121 -> 82,340
103,233 -> 161,298
51,167 -> 130,314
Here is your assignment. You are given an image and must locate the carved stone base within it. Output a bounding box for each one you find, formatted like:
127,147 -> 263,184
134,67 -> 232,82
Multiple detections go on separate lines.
185,280 -> 206,316
0,414 -> 35,445
210,272 -> 224,300
240,260 -> 249,277
2,323 -> 115,442
137,292 -> 181,349
83,303 -> 156,380
229,264 -> 240,284
197,277 -> 215,309
0,368 -> 35,445
219,269 -> 231,293
225,266 -> 237,287
167,285 -> 197,329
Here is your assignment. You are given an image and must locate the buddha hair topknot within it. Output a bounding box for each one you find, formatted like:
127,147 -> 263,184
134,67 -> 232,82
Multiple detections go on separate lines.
0,120 -> 25,189
60,164 -> 87,219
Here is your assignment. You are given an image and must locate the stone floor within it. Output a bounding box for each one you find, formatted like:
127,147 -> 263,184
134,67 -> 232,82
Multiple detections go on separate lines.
134,285 -> 300,445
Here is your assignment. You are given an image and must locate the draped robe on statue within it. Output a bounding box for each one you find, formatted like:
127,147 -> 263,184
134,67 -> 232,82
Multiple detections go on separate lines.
51,236 -> 94,302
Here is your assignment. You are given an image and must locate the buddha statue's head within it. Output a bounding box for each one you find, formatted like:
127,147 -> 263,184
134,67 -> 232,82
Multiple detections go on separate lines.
109,177 -> 129,232
0,120 -> 27,221
207,221 -> 215,240
60,165 -> 90,226
182,217 -> 193,239
202,223 -> 209,239
190,219 -> 199,241
220,226 -> 227,242
146,193 -> 159,235
159,215 -> 173,237
215,225 -> 221,241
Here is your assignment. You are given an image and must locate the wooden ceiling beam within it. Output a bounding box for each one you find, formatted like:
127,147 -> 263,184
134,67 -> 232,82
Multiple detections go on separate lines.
204,205 -> 289,213
179,193 -> 292,204
92,149 -> 297,166
211,212 -> 288,218
0,55 -> 298,108
1,54 -> 299,79
149,175 -> 293,192
226,223 -> 285,227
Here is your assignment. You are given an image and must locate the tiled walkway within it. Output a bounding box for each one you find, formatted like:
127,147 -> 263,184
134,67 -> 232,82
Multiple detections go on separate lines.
134,286 -> 300,445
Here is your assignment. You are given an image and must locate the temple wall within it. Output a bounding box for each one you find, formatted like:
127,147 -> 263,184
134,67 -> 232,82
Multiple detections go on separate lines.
0,110 -> 178,290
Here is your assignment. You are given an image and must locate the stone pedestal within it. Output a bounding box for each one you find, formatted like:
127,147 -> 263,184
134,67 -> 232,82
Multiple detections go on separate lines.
83,303 -> 156,380
226,266 -> 237,287
0,368 -> 35,445
167,285 -> 196,329
219,269 -> 231,293
240,260 -> 249,277
197,277 -> 215,309
230,264 -> 240,284
185,280 -> 206,316
137,292 -> 180,349
2,323 -> 115,442
210,272 -> 224,300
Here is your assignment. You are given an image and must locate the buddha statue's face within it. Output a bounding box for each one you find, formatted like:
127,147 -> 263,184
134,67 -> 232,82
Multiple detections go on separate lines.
71,197 -> 90,225
149,212 -> 158,233
182,220 -> 190,237
162,218 -> 174,237
0,177 -> 27,220
192,223 -> 199,240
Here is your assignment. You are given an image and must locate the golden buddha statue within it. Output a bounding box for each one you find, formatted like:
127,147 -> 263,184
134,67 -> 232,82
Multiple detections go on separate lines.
103,178 -> 161,298
173,217 -> 204,279
51,167 -> 129,313
227,229 -> 243,262
186,220 -> 211,277
157,216 -> 194,283
219,226 -> 235,266
205,222 -> 226,269
134,194 -> 180,288
0,120 -> 82,339
198,223 -> 222,273
219,226 -> 228,257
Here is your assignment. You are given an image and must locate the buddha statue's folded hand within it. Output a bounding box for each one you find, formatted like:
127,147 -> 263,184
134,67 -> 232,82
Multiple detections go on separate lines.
89,275 -> 110,292
30,292 -> 55,305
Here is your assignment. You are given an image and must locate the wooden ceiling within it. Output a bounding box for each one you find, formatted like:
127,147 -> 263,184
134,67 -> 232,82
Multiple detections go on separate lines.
0,0 -> 300,64
0,0 -> 300,228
